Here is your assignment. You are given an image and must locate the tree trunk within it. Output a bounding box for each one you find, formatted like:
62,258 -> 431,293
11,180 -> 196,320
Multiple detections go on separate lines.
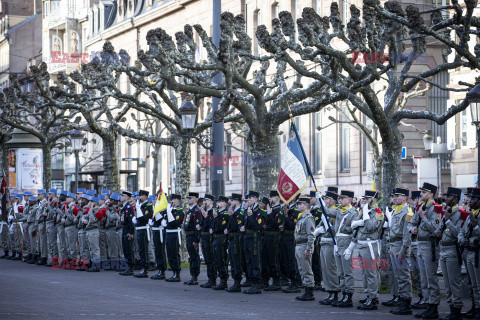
42,143 -> 52,189
380,128 -> 402,207
102,133 -> 119,191
373,149 -> 383,194
247,129 -> 279,196
151,144 -> 161,195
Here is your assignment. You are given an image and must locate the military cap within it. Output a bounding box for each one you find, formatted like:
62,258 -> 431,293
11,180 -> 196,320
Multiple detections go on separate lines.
363,190 -> 379,199
204,194 -> 215,201
269,190 -> 279,198
110,194 -> 121,201
98,195 -> 106,200
15,194 -> 23,199
77,188 -> 86,194
309,190 -> 316,198
443,187 -> 462,199
419,182 -> 438,195
67,192 -> 76,198
410,191 -> 421,199
38,189 -> 46,194
470,188 -> 480,198
393,187 -> 410,197
230,193 -> 243,202
138,190 -> 149,197
101,190 -> 111,195
24,191 -> 33,196
29,196 -> 38,202
148,195 -> 156,202
48,189 -> 57,194
91,197 -> 100,203
325,191 -> 338,201
217,195 -> 229,203
60,190 -> 68,196
247,190 -> 260,198
327,186 -> 338,193
81,194 -> 92,201
465,187 -> 474,196
122,191 -> 132,197
297,196 -> 311,204
339,190 -> 355,198
187,192 -> 199,198
261,196 -> 269,204
171,193 -> 181,200
86,190 -> 96,196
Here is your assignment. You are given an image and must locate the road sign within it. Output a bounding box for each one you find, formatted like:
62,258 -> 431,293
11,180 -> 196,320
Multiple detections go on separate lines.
401,147 -> 407,160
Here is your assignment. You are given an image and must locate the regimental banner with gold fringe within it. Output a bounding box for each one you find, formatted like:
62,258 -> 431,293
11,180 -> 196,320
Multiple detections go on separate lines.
153,182 -> 168,217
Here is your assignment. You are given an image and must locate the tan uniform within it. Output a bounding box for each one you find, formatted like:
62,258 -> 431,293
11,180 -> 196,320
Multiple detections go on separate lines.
295,210 -> 315,288
319,205 -> 339,292
334,205 -> 357,294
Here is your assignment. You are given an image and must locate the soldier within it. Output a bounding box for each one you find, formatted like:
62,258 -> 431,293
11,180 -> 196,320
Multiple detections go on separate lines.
35,190 -> 48,265
76,194 -> 91,270
225,193 -> 244,292
349,190 -> 384,310
98,193 -> 108,264
281,194 -> 302,294
242,191 -> 266,294
317,190 -> 340,305
199,194 -> 216,288
20,192 -> 31,262
25,196 -> 39,264
164,193 -> 184,282
261,190 -> 283,291
132,190 -> 153,278
118,191 -> 135,275
210,195 -> 230,290
332,190 -> 358,308
308,191 -> 323,291
55,191 -> 68,266
183,192 -> 202,285
459,187 -> 480,320
434,187 -> 464,320
9,194 -> 24,260
105,193 -> 121,270
83,197 -> 105,272
386,187 -> 413,315
407,190 -> 426,310
45,189 -> 59,267
409,182 -> 442,320
150,193 -> 167,280
63,193 -> 79,264
294,196 -> 316,301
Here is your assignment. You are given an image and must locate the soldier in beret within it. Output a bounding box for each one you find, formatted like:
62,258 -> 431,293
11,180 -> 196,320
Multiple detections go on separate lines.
199,194 -> 216,288
165,194 -> 184,282
184,192 -> 202,285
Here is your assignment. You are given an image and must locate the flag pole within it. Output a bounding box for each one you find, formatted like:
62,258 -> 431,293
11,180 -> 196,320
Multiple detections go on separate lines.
286,106 -> 336,246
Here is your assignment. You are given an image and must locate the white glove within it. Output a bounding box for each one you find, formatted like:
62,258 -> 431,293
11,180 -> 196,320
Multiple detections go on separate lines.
7,214 -> 13,222
362,203 -> 370,221
166,204 -> 175,222
385,208 -> 392,227
135,203 -> 143,218
9,224 -> 14,234
313,226 -> 325,237
148,219 -> 153,226
351,220 -> 364,229
334,244 -> 338,255
315,192 -> 322,200
343,241 -> 356,260
161,219 -> 167,227
132,217 -> 137,225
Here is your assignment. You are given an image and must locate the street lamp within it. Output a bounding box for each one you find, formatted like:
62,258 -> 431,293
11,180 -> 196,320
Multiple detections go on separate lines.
179,95 -> 198,132
422,131 -> 434,152
466,78 -> 480,186
70,129 -> 84,192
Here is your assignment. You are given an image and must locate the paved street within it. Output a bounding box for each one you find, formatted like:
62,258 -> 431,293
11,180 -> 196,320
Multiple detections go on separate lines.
0,260 -> 459,320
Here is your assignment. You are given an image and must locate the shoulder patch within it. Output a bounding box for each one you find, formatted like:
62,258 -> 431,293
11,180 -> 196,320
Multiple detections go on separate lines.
257,218 -> 262,224
375,212 -> 384,221
406,214 -> 413,223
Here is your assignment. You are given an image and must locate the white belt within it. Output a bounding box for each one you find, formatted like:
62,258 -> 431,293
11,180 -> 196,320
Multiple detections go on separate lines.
135,225 -> 151,241
18,222 -> 24,235
358,240 -> 377,259
152,226 -> 165,243
411,241 -> 418,246
0,221 -> 7,233
166,228 -> 182,246
336,233 -> 351,237
321,238 -> 334,242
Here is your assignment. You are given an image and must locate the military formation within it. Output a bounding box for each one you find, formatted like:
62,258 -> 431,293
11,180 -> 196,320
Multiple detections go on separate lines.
1,183 -> 480,320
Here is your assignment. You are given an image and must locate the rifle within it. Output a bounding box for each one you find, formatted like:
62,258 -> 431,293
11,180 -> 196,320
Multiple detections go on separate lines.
411,204 -> 426,242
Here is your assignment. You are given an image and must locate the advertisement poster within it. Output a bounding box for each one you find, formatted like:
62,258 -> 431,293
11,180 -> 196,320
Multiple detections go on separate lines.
8,149 -> 16,188
18,148 -> 43,190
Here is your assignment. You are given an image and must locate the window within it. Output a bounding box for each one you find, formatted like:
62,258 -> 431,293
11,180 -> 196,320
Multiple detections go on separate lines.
226,133 -> 232,181
312,0 -> 321,15
460,109 -> 468,147
271,2 -> 279,21
52,35 -> 63,53
312,112 -> 322,174
291,0 -> 298,41
196,143 -> 201,183
341,0 -> 348,24
253,9 -> 261,55
339,106 -> 350,172
363,115 -> 374,172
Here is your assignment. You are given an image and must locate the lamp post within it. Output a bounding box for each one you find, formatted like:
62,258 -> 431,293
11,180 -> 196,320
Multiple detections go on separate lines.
70,129 -> 84,192
466,78 -> 480,187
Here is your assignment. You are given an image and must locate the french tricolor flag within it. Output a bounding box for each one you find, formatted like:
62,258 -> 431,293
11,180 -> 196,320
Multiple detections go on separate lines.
277,123 -> 310,204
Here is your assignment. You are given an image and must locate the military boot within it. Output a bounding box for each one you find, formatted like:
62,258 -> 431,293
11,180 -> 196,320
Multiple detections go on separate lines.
6,251 -> 15,259
241,279 -> 253,287
134,268 -> 149,278
165,272 -> 181,282
332,292 -> 346,307
243,282 -> 262,294
150,270 -> 166,280
119,266 -> 134,276
319,291 -> 338,305
295,287 -> 315,301
226,280 -> 242,292
282,282 -> 301,293
0,251 -> 8,259
440,306 -> 462,320
414,303 -> 432,318
411,295 -> 426,309
35,257 -> 47,265
422,304 -> 439,320
184,277 -> 198,285
391,298 -> 413,315
314,281 -> 324,291
12,252 -> 22,260
87,265 -> 100,272
357,297 -> 378,310
337,292 -> 353,308
212,279 -> 228,290
200,279 -> 216,288
463,306 -> 476,319
27,254 -> 37,264
264,279 -> 282,291
23,254 -> 31,262
383,295 -> 400,307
